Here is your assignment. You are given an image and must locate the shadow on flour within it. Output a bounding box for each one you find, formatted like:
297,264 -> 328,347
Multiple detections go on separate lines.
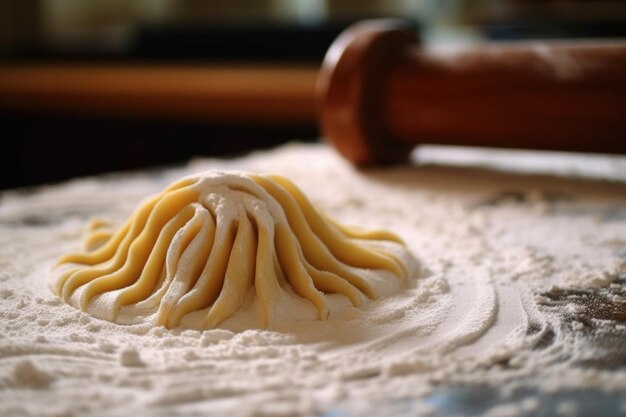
356,159 -> 626,200
471,189 -> 626,222
537,272 -> 626,370
420,385 -> 625,417
324,385 -> 626,417
0,208 -> 102,227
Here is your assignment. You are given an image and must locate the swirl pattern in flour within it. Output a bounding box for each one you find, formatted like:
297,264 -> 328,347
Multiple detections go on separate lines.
51,172 -> 414,330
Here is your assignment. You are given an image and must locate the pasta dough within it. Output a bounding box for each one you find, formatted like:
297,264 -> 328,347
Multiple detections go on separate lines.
52,172 -> 413,329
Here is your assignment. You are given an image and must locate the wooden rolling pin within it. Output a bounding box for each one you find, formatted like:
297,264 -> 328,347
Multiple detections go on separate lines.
317,20 -> 626,164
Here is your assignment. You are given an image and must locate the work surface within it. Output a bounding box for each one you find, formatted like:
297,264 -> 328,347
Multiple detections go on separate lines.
1,143 -> 625,417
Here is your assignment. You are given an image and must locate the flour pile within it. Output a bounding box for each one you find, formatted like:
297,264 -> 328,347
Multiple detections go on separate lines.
1,143 -> 625,417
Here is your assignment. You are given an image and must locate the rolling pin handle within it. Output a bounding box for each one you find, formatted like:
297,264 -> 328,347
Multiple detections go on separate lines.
317,20 -> 418,165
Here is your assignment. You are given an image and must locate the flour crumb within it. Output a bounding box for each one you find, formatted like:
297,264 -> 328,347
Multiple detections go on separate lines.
200,329 -> 234,346
589,271 -> 615,288
149,326 -> 167,337
44,297 -> 61,307
181,330 -> 201,339
611,294 -> 626,303
315,382 -> 346,403
69,332 -> 95,344
87,323 -> 102,332
119,348 -> 145,367
556,400 -> 577,416
12,360 -> 54,388
183,350 -> 200,361
98,339 -> 117,354
520,397 -> 540,412
0,288 -> 14,299
483,403 -> 523,417
567,304 -> 587,314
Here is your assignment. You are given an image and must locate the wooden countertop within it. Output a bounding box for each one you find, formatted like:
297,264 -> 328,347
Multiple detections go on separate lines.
0,64 -> 319,123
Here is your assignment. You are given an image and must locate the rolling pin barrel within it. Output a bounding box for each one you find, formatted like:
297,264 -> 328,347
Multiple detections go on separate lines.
317,20 -> 626,165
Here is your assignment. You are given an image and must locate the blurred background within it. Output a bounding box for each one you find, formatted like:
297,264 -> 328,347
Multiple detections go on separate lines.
1,0 -> 625,189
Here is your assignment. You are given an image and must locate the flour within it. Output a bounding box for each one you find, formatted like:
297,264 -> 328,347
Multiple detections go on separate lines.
1,143 -> 625,417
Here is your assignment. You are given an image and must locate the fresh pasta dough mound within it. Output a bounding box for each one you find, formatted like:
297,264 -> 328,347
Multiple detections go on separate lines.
52,172 -> 414,329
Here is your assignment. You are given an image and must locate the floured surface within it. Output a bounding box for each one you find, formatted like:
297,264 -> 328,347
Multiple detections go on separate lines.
1,143 -> 625,417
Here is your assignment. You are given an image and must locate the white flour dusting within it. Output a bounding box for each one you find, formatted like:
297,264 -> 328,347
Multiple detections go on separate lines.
1,143 -> 625,417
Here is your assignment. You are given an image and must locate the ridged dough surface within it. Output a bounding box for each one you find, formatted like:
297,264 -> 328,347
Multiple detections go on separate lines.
52,172 -> 414,329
